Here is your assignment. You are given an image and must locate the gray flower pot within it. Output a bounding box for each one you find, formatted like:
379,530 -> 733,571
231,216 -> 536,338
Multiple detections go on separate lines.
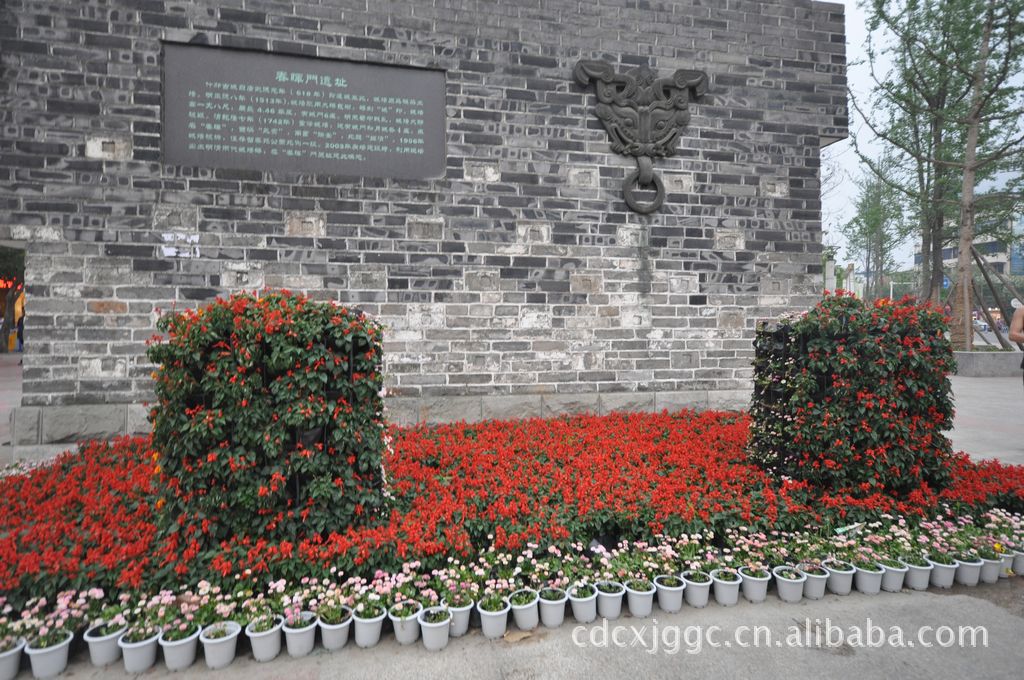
928,559 -> 957,589
772,566 -> 806,603
900,559 -> 933,591
441,600 -> 473,638
797,563 -> 828,600
1014,550 -> 1024,575
710,570 -> 741,607
739,568 -> 770,603
84,624 -> 125,667
682,572 -> 711,608
879,562 -> 907,593
118,632 -> 159,673
980,558 -> 1002,584
283,612 -> 318,658
418,607 -> 450,652
510,589 -> 540,630
999,554 -> 1013,578
955,559 -> 982,586
477,600 -> 510,639
388,602 -> 422,646
625,582 -> 655,617
245,616 -> 283,662
200,621 -> 241,670
318,609 -> 352,651
352,611 -> 385,649
0,638 -> 25,680
596,582 -> 625,620
654,575 -> 685,613
823,559 -> 855,595
538,591 -> 568,628
568,586 -> 598,623
159,625 -> 201,672
25,633 -> 72,680
854,566 -> 884,595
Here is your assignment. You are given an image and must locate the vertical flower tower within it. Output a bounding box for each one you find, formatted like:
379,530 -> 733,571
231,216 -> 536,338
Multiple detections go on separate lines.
147,291 -> 387,581
749,293 -> 956,513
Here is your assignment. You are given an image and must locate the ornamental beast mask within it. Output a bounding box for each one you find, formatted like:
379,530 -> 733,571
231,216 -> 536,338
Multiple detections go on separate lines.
574,60 -> 708,214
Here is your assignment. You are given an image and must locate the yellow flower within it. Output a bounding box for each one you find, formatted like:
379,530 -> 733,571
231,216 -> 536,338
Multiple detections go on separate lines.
153,464 -> 162,475
994,542 -> 1005,554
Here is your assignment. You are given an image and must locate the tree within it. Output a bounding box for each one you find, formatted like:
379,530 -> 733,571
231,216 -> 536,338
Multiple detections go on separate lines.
852,0 -> 1024,344
853,0 -> 971,303
949,0 -> 1024,348
840,168 -> 908,301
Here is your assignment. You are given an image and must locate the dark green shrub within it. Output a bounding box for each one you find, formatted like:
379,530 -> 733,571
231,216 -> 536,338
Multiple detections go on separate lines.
147,290 -> 387,579
750,292 -> 955,501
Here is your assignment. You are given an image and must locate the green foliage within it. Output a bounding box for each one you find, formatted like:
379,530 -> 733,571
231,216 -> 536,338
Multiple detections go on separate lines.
146,290 -> 388,581
750,292 -> 956,501
840,168 -> 908,301
855,0 -> 1024,300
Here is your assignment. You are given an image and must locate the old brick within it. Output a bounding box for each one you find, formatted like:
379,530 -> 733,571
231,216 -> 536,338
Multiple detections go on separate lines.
285,211 -> 326,237
86,300 -> 128,314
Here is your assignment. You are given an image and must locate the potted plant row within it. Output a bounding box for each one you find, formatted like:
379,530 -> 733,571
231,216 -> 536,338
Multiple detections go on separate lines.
5,507 -> 1024,678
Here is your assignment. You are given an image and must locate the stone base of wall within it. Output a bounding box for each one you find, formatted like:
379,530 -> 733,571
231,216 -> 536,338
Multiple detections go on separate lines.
6,389 -> 751,462
7,403 -> 151,463
954,351 -> 1024,377
385,389 -> 750,425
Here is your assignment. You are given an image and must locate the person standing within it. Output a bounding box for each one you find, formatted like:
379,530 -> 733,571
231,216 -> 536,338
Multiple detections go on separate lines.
1009,301 -> 1024,387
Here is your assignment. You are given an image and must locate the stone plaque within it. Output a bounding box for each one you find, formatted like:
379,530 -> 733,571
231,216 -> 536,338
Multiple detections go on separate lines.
162,43 -> 446,179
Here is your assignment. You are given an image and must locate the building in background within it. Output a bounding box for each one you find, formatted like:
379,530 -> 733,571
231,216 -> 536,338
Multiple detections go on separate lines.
913,215 -> 1024,275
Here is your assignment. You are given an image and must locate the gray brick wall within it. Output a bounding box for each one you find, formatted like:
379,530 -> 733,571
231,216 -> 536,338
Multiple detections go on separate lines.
0,0 -> 847,449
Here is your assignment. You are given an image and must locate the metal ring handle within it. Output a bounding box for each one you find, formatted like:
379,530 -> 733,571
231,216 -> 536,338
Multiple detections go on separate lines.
622,168 -> 665,214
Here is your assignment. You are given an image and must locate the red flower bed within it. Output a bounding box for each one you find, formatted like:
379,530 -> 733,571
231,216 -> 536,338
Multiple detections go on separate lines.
0,438 -> 157,597
297,410 -> 810,575
1,411 -> 1021,604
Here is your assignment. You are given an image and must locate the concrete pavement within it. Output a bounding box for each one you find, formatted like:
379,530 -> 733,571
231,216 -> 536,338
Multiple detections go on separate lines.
949,375 -> 1024,466
0,353 -> 20,457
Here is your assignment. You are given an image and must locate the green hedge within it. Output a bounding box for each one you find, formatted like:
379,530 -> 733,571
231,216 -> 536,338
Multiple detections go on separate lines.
750,293 -> 956,500
147,290 -> 388,580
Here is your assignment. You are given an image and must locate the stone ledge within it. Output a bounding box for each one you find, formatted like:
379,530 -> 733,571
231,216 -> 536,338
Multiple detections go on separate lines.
10,390 -> 751,460
40,404 -> 127,444
385,389 -> 747,426
10,404 -> 150,461
8,444 -> 70,464
954,351 -> 1024,378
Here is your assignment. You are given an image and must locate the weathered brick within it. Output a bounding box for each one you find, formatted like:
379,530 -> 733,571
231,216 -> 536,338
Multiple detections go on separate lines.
86,300 -> 128,314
